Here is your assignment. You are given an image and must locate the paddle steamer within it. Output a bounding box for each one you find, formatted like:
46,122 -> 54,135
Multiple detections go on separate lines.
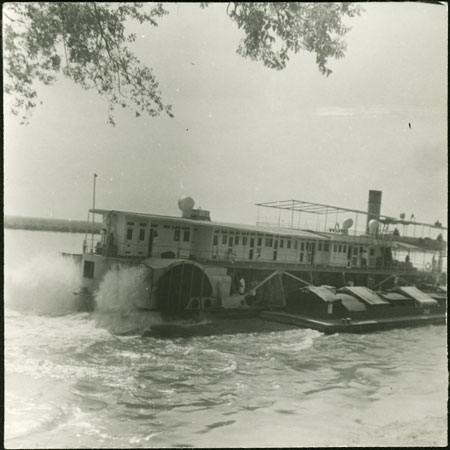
75,190 -> 447,332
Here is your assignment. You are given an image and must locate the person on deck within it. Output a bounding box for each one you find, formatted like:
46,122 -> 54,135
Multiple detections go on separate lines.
239,278 -> 246,295
432,255 -> 437,272
361,249 -> 368,269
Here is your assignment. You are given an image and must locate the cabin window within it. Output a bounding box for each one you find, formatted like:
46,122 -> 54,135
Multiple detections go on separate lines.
235,236 -> 239,245
183,230 -> 190,242
324,243 -> 330,251
343,245 -> 346,252
265,237 -> 273,247
164,225 -> 170,229
280,240 -> 284,249
222,235 -> 227,245
294,240 -> 298,250
174,229 -> 180,241
139,229 -> 145,241
257,237 -> 262,246
334,244 -> 337,252
140,223 -> 146,227
300,242 -> 305,251
228,236 -> 233,247
126,228 -> 133,240
353,247 -> 359,255
83,261 -> 95,279
243,236 -> 248,246
370,248 -> 375,256
338,245 -> 342,252
213,235 -> 218,246
127,221 -> 134,226
299,253 -> 304,262
287,240 -> 291,249
318,242 -> 322,251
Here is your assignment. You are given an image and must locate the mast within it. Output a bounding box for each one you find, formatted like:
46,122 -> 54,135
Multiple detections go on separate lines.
91,173 -> 97,252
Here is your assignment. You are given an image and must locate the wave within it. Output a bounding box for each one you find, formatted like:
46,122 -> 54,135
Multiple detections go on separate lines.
4,254 -> 81,316
93,265 -> 163,335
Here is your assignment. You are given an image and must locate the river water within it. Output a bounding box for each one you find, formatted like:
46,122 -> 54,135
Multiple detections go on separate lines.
4,229 -> 448,448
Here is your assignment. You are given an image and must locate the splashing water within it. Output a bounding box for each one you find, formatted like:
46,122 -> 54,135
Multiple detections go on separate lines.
95,265 -> 151,313
4,254 -> 81,316
94,265 -> 163,335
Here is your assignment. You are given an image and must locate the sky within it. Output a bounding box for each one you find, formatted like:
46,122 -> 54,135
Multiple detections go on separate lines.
3,2 -> 448,229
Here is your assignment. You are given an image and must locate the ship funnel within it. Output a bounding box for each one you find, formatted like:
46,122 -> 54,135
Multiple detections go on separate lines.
366,190 -> 382,233
178,195 -> 195,218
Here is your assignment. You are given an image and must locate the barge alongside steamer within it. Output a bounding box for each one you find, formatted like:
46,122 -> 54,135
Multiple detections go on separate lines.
72,190 -> 447,333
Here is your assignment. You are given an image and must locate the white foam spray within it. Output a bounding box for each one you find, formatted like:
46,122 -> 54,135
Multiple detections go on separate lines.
93,265 -> 163,335
4,254 -> 81,316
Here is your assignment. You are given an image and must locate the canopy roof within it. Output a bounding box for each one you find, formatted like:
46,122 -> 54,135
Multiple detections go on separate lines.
396,286 -> 439,308
256,200 -> 447,230
301,285 -> 341,303
339,286 -> 390,306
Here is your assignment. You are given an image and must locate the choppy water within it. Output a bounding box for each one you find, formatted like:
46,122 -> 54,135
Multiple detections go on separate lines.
4,230 -> 448,448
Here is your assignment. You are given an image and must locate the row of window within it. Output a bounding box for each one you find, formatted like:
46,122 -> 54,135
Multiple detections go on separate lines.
174,229 -> 190,242
213,233 -> 332,252
126,221 -> 194,243
317,242 -> 330,252
127,228 -> 146,241
210,232 -> 377,257
333,243 -> 348,253
214,230 -> 261,236
126,220 -> 148,242
127,228 -> 192,242
214,235 -> 248,246
124,222 -> 376,256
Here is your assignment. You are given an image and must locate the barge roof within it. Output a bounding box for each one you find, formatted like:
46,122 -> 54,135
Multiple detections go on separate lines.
339,286 -> 390,306
395,286 -> 439,308
301,286 -> 341,303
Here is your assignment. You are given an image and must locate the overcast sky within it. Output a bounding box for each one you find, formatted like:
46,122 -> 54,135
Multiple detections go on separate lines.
4,2 -> 448,228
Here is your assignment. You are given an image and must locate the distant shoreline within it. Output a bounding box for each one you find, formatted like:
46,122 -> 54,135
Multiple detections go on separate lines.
4,216 -> 102,234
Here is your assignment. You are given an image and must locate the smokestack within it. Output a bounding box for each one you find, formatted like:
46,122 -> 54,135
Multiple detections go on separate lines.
366,190 -> 382,233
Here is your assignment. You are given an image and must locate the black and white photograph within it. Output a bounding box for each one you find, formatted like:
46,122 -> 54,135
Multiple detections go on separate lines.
4,2 -> 448,448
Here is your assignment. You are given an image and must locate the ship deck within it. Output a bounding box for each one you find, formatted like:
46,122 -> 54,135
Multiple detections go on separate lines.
204,259 -> 422,276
